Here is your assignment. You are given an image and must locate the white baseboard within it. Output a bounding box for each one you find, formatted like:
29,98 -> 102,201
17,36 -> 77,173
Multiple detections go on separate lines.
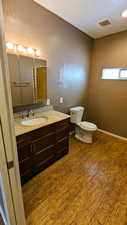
98,129 -> 127,141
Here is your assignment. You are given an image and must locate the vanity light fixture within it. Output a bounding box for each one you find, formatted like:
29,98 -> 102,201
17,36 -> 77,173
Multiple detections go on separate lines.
6,42 -> 41,57
121,9 -> 127,18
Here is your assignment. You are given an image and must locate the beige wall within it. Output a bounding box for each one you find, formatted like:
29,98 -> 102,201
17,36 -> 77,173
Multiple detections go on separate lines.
3,0 -> 127,137
3,0 -> 93,113
88,31 -> 127,138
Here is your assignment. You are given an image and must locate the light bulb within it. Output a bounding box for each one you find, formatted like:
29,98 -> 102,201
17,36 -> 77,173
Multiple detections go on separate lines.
121,9 -> 127,18
35,50 -> 41,57
17,45 -> 26,53
6,42 -> 15,50
27,47 -> 35,55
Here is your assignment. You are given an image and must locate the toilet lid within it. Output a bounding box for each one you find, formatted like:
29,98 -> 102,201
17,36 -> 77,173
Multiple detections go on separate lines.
78,121 -> 97,131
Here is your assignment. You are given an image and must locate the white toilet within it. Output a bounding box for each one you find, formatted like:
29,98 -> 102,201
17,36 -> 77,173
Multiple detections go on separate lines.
70,106 -> 97,144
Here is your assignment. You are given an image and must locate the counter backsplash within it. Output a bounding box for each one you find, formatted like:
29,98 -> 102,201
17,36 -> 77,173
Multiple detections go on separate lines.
14,105 -> 53,119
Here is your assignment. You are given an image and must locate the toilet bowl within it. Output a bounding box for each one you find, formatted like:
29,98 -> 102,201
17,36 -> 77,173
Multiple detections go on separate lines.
75,121 -> 97,144
70,106 -> 97,144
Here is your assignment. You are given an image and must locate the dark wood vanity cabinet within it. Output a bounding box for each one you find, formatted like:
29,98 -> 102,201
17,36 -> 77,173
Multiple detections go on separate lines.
16,118 -> 70,183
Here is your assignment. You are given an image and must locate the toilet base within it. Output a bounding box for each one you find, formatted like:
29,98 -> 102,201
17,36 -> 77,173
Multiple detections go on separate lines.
75,126 -> 94,144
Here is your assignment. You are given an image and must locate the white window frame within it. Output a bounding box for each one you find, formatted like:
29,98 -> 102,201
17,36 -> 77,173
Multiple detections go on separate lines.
102,68 -> 127,80
119,68 -> 127,80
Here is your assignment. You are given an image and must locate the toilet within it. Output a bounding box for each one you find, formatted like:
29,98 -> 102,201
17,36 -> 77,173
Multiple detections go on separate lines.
70,106 -> 97,144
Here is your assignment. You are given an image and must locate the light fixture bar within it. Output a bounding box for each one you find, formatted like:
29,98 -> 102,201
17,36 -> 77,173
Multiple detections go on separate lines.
6,42 -> 41,57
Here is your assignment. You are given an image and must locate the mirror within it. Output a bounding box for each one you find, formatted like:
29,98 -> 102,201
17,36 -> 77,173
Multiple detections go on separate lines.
7,53 -> 47,108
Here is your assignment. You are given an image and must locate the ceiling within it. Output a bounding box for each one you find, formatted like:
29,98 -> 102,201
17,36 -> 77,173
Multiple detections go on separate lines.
34,0 -> 127,39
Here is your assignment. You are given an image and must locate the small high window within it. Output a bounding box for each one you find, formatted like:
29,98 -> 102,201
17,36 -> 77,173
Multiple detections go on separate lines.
102,68 -> 127,80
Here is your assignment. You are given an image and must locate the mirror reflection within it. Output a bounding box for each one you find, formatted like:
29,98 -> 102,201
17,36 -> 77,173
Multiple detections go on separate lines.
7,53 -> 47,108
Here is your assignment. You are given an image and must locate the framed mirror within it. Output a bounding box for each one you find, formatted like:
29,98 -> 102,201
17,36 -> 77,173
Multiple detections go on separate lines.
7,53 -> 47,109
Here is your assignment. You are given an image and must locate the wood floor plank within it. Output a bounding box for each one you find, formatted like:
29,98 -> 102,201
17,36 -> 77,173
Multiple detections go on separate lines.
22,131 -> 127,225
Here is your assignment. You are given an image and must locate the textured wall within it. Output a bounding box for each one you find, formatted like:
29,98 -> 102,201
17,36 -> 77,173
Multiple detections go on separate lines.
88,31 -> 127,138
3,0 -> 93,112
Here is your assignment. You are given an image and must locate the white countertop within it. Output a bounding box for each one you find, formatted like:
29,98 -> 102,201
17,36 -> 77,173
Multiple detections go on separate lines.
15,110 -> 70,137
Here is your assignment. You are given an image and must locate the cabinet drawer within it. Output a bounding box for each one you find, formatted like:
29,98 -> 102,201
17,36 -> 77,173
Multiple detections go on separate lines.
56,137 -> 69,154
32,133 -> 55,153
33,146 -> 55,169
19,158 -> 33,178
17,144 -> 31,162
16,133 -> 31,145
31,124 -> 55,140
56,127 -> 70,141
56,119 -> 70,130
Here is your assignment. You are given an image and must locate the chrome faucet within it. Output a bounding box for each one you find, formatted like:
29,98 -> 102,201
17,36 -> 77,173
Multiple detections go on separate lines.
21,111 -> 29,120
29,110 -> 35,118
21,110 -> 35,120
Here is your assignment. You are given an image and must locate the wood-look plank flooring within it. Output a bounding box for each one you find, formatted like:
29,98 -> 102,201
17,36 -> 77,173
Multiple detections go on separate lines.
22,131 -> 127,225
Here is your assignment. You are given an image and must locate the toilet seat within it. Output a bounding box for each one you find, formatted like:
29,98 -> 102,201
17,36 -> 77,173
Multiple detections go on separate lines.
77,121 -> 97,131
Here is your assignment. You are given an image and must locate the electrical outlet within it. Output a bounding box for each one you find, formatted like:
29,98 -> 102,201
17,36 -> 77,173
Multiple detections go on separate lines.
46,98 -> 50,105
59,97 -> 64,104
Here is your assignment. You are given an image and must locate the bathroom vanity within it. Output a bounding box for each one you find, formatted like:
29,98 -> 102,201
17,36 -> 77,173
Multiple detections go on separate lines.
8,51 -> 70,184
15,110 -> 70,184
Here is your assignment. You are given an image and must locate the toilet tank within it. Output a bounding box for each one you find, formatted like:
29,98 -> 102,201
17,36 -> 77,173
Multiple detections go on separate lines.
70,106 -> 84,124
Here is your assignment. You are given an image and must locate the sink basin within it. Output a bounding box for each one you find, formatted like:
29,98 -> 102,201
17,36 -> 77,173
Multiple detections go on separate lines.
21,117 -> 47,126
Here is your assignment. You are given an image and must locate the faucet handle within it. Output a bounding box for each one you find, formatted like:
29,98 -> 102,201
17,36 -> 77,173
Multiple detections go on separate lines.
29,110 -> 35,118
22,111 -> 29,119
